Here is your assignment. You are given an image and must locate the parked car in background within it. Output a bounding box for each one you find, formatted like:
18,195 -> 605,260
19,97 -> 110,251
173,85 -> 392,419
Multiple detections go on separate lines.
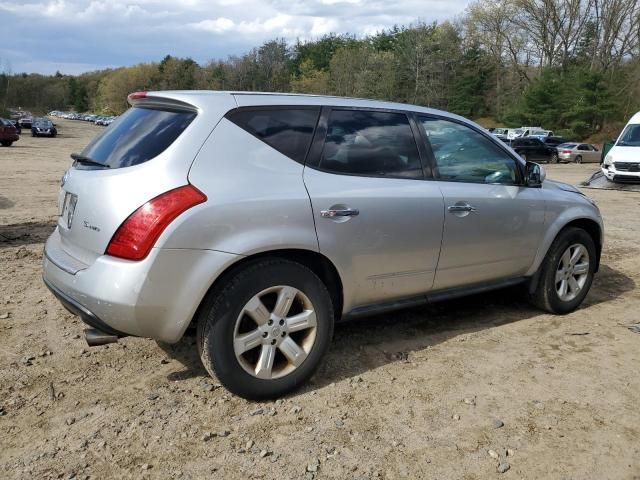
7,119 -> 22,134
31,118 -> 58,137
602,111 -> 640,182
557,143 -> 600,163
543,136 -> 568,148
43,91 -> 603,399
18,115 -> 33,129
0,118 -> 20,146
511,137 -> 557,162
490,128 -> 509,141
528,130 -> 554,140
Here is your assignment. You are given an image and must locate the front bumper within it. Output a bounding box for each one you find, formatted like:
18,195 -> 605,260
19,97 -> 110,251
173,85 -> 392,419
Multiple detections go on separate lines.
602,165 -> 640,183
43,228 -> 240,343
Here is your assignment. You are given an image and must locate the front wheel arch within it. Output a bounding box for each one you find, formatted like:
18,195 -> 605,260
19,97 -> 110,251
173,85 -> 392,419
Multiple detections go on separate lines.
528,219 -> 602,294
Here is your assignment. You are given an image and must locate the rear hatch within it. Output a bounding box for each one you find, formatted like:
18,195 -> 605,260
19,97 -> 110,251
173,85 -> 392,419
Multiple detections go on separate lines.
55,92 -> 235,267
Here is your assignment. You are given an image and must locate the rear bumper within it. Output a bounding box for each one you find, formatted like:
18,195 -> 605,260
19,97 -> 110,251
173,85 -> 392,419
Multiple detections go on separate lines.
43,276 -> 128,337
43,228 -> 241,343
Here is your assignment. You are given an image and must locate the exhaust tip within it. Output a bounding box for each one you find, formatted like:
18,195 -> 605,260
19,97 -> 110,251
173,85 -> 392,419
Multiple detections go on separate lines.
84,328 -> 118,347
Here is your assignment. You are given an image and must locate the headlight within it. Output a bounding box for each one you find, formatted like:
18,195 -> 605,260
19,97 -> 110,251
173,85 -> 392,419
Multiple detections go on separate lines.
603,154 -> 613,166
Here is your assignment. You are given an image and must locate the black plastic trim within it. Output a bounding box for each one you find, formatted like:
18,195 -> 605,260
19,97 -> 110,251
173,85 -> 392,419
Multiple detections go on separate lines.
43,276 -> 129,338
343,277 -> 528,320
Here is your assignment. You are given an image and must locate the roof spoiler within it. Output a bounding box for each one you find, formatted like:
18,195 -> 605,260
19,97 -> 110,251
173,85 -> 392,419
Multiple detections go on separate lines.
127,91 -> 198,113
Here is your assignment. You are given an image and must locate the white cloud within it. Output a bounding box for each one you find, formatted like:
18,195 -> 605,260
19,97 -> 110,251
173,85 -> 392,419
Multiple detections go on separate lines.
190,17 -> 235,33
0,0 -> 473,73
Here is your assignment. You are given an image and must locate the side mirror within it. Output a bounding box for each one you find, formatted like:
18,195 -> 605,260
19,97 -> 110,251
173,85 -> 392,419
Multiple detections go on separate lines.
525,161 -> 545,187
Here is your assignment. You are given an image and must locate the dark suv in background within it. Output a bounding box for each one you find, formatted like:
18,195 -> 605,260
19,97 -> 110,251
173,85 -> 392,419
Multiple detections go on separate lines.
511,137 -> 558,163
31,118 -> 57,137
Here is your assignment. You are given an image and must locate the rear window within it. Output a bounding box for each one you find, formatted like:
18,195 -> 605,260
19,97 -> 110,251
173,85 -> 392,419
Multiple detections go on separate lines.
78,106 -> 196,169
226,108 -> 320,164
559,144 -> 576,149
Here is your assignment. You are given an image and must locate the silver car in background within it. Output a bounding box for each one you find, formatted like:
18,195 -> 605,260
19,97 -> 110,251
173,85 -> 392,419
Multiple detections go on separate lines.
557,143 -> 601,163
43,91 -> 603,399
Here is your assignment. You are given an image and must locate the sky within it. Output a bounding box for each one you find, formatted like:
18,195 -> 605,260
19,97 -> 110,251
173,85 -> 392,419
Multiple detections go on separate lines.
0,0 -> 472,75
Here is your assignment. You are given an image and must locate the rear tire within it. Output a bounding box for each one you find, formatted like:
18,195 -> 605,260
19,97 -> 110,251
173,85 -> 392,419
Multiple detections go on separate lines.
575,155 -> 583,164
1,141 -> 12,147
529,227 -> 596,314
551,152 -> 559,163
197,258 -> 334,400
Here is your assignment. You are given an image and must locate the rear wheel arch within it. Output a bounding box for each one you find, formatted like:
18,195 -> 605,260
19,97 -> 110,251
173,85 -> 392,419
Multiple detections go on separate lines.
189,249 -> 344,334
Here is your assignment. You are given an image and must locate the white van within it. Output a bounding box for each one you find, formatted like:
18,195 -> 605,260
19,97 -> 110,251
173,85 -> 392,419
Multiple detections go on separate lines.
602,112 -> 640,182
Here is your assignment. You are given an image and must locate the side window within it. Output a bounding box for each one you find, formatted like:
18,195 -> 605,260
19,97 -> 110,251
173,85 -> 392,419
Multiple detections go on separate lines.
418,116 -> 521,185
227,108 -> 320,164
578,144 -> 589,151
318,110 -> 423,179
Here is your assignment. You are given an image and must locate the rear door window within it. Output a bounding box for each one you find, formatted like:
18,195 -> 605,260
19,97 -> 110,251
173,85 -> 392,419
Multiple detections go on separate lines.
227,108 -> 320,164
318,109 -> 423,179
78,107 -> 196,169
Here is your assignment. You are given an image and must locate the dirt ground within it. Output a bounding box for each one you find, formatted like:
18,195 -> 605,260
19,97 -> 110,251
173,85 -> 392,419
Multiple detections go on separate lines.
1,119 -> 639,480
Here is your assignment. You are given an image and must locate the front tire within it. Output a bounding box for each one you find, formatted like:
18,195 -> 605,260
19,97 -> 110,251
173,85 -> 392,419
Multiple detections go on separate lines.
1,141 -> 12,147
197,259 -> 334,400
529,227 -> 596,314
551,152 -> 559,163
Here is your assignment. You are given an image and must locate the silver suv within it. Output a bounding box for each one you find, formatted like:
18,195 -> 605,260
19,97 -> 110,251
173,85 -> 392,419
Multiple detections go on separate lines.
43,92 -> 603,399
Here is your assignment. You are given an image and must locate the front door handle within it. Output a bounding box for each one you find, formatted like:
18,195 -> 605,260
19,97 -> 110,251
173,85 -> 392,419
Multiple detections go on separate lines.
320,208 -> 360,218
447,203 -> 477,213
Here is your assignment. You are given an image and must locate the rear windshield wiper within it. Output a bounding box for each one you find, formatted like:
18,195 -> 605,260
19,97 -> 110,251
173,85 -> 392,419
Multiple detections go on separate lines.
71,153 -> 110,168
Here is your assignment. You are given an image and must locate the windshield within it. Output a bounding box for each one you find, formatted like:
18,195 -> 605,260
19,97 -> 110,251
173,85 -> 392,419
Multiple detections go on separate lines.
35,120 -> 52,127
617,124 -> 640,147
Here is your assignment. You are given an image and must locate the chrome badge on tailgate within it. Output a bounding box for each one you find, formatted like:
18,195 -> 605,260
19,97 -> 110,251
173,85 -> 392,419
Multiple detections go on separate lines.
60,192 -> 78,229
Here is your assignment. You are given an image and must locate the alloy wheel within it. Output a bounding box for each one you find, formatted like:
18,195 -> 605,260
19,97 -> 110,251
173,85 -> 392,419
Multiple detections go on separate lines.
233,286 -> 317,379
555,243 -> 590,302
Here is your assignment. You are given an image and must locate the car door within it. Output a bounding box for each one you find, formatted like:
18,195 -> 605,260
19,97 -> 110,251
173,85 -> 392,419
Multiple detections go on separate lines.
415,115 -> 546,290
532,139 -> 549,162
303,108 -> 445,311
588,145 -> 601,163
578,143 -> 600,163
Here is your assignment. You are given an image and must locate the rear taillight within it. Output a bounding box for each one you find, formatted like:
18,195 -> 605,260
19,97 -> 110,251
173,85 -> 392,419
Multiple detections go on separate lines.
106,185 -> 206,261
562,150 -> 572,154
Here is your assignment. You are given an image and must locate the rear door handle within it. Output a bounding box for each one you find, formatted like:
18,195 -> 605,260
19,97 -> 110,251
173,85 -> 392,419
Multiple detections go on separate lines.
320,208 -> 360,218
447,203 -> 477,213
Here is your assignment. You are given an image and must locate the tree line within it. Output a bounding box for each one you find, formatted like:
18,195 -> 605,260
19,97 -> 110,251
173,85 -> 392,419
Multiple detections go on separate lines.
1,0 -> 639,140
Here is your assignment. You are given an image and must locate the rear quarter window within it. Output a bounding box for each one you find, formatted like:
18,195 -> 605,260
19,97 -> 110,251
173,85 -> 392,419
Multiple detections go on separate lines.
79,106 -> 196,169
226,108 -> 320,164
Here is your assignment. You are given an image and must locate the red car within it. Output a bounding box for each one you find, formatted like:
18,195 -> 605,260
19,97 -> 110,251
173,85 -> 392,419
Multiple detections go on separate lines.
0,118 -> 20,147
